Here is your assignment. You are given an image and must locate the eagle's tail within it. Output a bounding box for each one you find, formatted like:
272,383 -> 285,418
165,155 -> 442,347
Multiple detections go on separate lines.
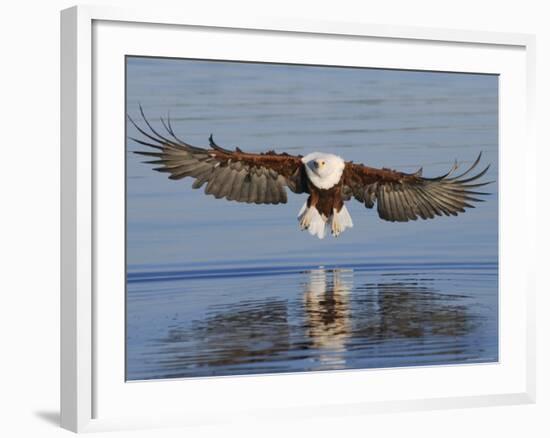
298,203 -> 353,239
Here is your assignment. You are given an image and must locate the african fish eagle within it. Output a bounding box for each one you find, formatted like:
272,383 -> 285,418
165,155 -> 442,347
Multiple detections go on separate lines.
128,108 -> 492,239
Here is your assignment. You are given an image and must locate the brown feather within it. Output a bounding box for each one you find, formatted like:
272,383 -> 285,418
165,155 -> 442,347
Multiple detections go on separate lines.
343,155 -> 492,222
240,175 -> 252,203
228,170 -> 246,201
129,109 -> 306,205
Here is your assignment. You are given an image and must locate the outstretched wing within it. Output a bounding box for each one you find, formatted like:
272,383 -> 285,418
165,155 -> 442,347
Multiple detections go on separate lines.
342,153 -> 492,222
128,108 -> 307,205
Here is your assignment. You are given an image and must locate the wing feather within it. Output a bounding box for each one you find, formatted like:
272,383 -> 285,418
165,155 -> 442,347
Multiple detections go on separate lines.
414,186 -> 442,217
204,166 -> 224,195
228,169 -> 246,201
265,176 -> 276,204
396,187 -> 417,221
219,166 -> 238,199
128,107 -> 306,205
377,186 -> 389,220
413,187 -> 435,219
256,172 -> 267,204
240,175 -> 252,203
192,166 -> 215,189
248,173 -> 260,204
343,155 -> 492,222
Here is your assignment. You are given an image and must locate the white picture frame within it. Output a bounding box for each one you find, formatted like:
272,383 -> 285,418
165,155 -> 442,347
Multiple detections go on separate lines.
60,4 -> 536,433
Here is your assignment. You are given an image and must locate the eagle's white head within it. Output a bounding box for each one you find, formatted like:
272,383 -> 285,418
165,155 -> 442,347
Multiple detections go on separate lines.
301,152 -> 345,190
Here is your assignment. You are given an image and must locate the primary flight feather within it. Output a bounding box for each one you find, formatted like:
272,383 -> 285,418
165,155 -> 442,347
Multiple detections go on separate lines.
129,107 -> 492,239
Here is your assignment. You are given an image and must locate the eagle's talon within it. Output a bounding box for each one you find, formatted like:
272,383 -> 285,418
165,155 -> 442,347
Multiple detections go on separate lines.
299,212 -> 311,230
331,212 -> 341,237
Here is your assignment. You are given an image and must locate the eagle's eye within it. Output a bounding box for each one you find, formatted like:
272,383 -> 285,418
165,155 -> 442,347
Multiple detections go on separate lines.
321,161 -> 326,166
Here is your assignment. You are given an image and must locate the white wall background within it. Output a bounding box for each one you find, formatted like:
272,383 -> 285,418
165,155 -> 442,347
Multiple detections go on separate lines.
0,1 -> 546,437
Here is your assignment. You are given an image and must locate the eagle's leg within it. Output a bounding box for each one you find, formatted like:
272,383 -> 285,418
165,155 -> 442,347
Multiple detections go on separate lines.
298,201 -> 328,239
299,207 -> 314,230
329,205 -> 354,237
331,209 -> 341,237
298,196 -> 316,230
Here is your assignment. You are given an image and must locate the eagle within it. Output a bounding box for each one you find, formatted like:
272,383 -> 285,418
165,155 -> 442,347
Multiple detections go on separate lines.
128,108 -> 492,239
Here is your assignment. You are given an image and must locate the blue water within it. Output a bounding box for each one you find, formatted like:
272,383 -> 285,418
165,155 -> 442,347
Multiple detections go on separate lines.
125,57 -> 498,380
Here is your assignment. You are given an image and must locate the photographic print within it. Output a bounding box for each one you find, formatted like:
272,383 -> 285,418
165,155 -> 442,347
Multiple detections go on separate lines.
125,57 -> 498,381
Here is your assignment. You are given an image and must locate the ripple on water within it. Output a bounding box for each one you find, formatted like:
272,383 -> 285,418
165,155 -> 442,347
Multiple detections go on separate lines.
126,263 -> 498,380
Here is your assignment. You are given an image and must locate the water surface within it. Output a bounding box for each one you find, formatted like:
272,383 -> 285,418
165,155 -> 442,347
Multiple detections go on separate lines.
127,263 -> 497,380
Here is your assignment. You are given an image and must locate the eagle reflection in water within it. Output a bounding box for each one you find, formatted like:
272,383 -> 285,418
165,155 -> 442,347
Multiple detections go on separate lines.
153,268 -> 478,378
303,269 -> 353,368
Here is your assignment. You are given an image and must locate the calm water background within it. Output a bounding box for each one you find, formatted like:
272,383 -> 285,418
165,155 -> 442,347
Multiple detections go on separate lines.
126,57 -> 498,380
